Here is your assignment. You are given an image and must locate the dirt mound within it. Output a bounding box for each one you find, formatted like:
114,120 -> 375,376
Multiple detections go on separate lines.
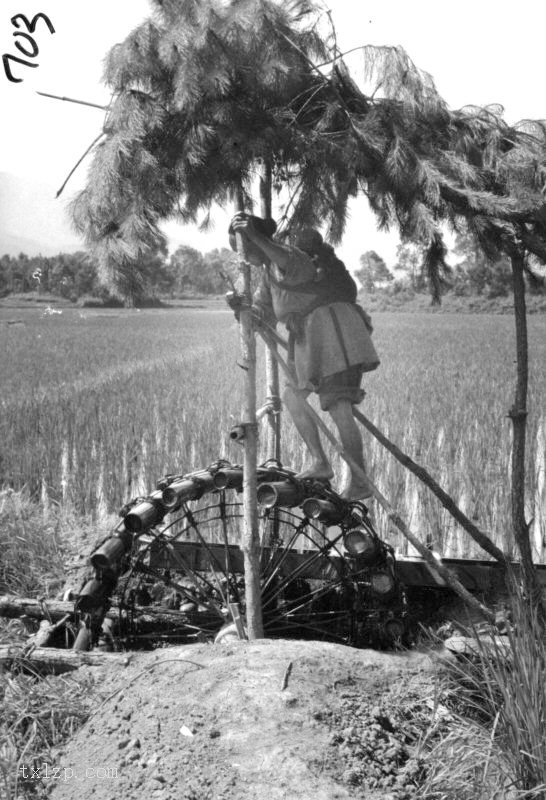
48,639 -> 443,800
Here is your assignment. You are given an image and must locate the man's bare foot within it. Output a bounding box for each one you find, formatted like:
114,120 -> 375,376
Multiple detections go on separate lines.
340,475 -> 375,501
296,462 -> 334,482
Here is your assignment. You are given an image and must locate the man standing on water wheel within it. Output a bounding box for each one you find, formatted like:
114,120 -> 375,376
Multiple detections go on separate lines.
229,213 -> 380,501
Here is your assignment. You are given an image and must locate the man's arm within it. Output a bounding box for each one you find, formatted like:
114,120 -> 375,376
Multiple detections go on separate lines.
230,214 -> 292,271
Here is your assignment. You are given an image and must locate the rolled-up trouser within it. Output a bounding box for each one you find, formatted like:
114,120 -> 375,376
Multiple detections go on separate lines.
315,364 -> 365,411
286,365 -> 365,411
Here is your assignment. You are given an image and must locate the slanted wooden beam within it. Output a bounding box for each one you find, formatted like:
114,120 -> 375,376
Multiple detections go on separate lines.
256,326 -> 496,623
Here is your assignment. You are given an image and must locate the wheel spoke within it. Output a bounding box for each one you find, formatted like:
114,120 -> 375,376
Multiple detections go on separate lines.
262,540 -> 345,609
265,578 -> 348,619
101,472 -> 375,650
218,491 -> 242,604
182,504 -> 233,608
260,518 -> 307,592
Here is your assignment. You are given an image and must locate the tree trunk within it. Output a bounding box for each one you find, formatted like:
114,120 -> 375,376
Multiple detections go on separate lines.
0,595 -> 77,621
0,594 -> 219,634
0,643 -> 131,673
509,251 -> 542,607
235,187 -> 263,639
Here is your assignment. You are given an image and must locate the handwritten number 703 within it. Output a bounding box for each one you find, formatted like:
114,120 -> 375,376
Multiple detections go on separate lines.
3,13 -> 55,83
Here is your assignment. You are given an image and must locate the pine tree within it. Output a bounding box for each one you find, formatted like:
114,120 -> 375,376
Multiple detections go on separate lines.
71,1 -> 546,613
71,7 -> 546,304
70,0 -> 327,300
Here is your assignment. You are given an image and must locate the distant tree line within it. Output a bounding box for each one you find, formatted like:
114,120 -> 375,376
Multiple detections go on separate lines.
0,246 -> 239,304
3,228 -> 544,305
358,227 -> 545,299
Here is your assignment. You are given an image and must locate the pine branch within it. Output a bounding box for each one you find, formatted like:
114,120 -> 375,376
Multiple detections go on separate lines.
36,91 -> 108,110
56,133 -> 105,198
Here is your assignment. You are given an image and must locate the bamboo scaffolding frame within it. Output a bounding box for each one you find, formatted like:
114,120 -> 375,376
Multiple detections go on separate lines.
256,319 -> 507,567
256,325 -> 496,623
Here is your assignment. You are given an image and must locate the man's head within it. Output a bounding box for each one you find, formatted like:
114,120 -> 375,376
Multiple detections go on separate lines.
292,228 -> 323,256
228,215 -> 277,265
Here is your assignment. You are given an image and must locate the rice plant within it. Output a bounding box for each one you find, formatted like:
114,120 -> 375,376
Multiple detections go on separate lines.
433,583 -> 546,797
0,490 -> 96,800
1,306 -> 545,559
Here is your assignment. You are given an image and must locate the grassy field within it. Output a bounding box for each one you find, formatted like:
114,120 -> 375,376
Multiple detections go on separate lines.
1,302 -> 545,559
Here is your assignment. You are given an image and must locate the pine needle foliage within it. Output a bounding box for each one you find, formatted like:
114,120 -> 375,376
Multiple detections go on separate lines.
71,0 -> 327,298
71,0 -> 546,303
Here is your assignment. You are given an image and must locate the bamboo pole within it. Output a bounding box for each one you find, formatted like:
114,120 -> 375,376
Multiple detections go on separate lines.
256,319 -> 507,567
259,163 -> 281,550
36,91 -> 108,110
234,187 -> 263,639
259,162 -> 281,463
509,250 -> 544,611
257,326 -> 496,623
352,409 -> 509,565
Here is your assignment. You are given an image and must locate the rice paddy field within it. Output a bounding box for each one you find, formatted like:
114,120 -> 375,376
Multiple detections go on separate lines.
1,302 -> 545,561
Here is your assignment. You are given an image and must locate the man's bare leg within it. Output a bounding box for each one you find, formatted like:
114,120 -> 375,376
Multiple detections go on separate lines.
282,386 -> 334,481
328,399 -> 374,500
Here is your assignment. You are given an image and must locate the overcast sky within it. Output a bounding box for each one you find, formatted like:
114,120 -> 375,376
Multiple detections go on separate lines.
1,0 -> 545,265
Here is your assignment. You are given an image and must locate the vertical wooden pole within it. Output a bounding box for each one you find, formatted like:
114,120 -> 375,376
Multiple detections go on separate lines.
509,251 -> 542,610
234,186 -> 264,639
259,162 -> 281,463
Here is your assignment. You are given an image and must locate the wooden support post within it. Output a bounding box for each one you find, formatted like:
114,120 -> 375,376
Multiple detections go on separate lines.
259,161 -> 281,464
256,327 -> 496,623
509,250 -> 542,610
259,163 -> 281,550
234,188 -> 264,639
264,345 -> 281,462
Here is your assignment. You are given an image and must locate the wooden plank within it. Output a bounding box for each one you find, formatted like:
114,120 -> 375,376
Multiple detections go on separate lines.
149,541 -> 342,581
397,556 -> 546,591
151,541 -> 546,592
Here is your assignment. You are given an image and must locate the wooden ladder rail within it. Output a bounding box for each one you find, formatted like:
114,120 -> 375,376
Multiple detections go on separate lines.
256,323 -> 496,623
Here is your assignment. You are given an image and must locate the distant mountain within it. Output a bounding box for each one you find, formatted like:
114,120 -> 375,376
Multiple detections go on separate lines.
0,172 -> 399,267
0,172 -> 84,256
0,171 -> 228,259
